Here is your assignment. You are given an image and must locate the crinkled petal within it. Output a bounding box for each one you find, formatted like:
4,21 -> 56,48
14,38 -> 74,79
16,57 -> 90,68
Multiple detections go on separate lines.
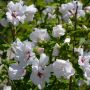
39,53 -> 49,66
8,64 -> 26,80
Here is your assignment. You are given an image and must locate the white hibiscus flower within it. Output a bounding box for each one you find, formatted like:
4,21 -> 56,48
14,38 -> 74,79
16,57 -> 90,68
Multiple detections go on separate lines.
78,50 -> 90,85
30,28 -> 50,43
78,56 -> 90,67
43,6 -> 56,19
52,59 -> 75,79
24,4 -> 37,21
6,1 -> 26,26
59,1 -> 85,22
78,51 -> 90,67
52,25 -> 65,38
8,38 -> 36,67
14,39 -> 36,67
30,53 -> 51,89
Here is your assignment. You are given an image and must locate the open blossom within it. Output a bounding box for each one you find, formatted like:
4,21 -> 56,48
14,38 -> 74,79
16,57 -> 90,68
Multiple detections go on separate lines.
8,64 -> 26,80
8,38 -> 37,80
6,1 -> 26,26
52,59 -> 75,79
78,55 -> 90,67
78,52 -> 90,85
78,51 -> 90,85
7,38 -> 36,67
43,6 -> 56,19
6,1 -> 37,25
52,25 -> 65,38
78,51 -> 90,67
13,39 -> 36,67
77,47 -> 90,85
30,28 -> 50,43
59,1 -> 85,22
30,53 -> 51,89
24,4 -> 37,21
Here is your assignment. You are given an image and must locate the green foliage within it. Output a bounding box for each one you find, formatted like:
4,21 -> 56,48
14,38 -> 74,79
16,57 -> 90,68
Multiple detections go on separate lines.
0,0 -> 90,90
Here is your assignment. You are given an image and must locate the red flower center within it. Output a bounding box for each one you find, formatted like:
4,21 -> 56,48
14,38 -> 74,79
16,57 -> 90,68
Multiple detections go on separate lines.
25,51 -> 31,61
37,72 -> 43,78
81,57 -> 85,63
12,11 -> 17,18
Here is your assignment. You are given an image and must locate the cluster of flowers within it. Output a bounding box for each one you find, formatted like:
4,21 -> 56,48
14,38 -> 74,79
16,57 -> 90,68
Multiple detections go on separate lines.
8,25 -> 74,89
1,0 -> 90,26
8,39 -> 75,90
0,0 -> 90,89
59,1 -> 85,22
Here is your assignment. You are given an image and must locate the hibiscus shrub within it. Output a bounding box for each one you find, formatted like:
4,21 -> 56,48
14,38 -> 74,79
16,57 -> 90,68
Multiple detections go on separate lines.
0,0 -> 90,90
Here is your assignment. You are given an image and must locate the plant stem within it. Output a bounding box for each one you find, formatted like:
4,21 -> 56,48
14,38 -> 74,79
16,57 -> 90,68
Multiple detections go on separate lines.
56,5 -> 60,24
73,1 -> 78,53
11,26 -> 16,42
69,1 -> 78,90
69,76 -> 72,90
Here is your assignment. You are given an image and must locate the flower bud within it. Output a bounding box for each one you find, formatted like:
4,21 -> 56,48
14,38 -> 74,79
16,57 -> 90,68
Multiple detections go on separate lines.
35,47 -> 44,54
85,6 -> 90,13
